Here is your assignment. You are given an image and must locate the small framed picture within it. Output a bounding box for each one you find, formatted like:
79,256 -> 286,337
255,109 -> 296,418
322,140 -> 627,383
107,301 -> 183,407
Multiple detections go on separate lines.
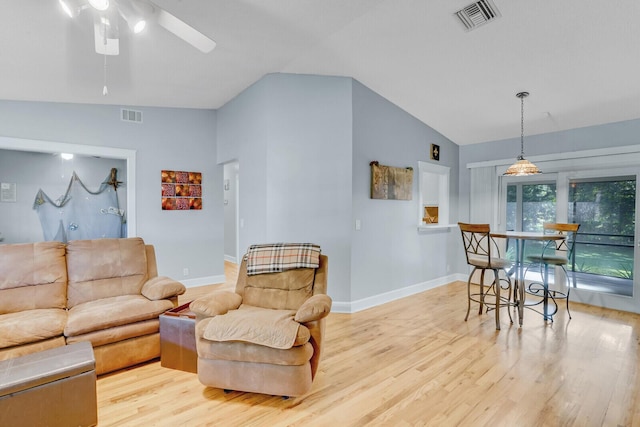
430,144 -> 440,161
1,182 -> 17,202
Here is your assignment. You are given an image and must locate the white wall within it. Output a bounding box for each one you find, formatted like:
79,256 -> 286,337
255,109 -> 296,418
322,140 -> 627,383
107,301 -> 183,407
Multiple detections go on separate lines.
0,100 -> 224,284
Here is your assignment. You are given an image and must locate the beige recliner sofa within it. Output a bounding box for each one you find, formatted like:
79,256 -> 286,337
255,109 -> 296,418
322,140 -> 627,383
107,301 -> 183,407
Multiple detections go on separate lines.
191,245 -> 331,397
0,237 -> 185,375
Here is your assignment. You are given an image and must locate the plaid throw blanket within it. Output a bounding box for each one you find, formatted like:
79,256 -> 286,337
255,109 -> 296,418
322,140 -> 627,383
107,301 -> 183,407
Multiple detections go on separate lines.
246,243 -> 321,275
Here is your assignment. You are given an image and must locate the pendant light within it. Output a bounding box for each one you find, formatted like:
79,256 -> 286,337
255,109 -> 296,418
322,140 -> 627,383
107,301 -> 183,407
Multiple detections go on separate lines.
504,91 -> 541,176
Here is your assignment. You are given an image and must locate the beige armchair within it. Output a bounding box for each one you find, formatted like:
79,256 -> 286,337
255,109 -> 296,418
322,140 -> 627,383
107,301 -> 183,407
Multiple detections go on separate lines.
191,246 -> 330,397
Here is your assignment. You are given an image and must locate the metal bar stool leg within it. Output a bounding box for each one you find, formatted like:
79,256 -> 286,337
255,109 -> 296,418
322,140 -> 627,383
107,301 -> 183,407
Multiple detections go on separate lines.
493,268 -> 501,330
465,267 -> 476,322
479,269 -> 485,314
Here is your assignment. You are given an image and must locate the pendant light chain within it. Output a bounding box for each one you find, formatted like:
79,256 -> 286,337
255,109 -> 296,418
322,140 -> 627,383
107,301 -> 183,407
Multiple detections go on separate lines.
520,93 -> 525,156
504,91 -> 540,176
102,16 -> 109,96
516,91 -> 529,157
103,52 -> 108,96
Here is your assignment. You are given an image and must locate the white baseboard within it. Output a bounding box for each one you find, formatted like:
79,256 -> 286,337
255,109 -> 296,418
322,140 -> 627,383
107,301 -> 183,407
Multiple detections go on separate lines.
180,274 -> 226,288
331,273 -> 466,313
224,254 -> 237,263
180,273 -> 468,312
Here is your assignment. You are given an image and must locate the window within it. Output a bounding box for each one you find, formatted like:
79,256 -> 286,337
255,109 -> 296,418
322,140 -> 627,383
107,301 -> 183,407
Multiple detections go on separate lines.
503,176 -> 635,297
505,181 -> 556,261
506,182 -> 557,232
568,177 -> 635,295
418,161 -> 450,229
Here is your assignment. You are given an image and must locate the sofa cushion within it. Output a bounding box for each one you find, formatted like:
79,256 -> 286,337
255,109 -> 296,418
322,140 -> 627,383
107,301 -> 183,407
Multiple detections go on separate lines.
0,242 -> 67,314
65,295 -> 173,337
0,337 -> 66,362
189,291 -> 242,317
202,305 -> 310,349
0,309 -> 67,349
243,268 -> 315,310
66,319 -> 159,347
196,320 -> 314,366
66,238 -> 149,308
141,276 -> 186,300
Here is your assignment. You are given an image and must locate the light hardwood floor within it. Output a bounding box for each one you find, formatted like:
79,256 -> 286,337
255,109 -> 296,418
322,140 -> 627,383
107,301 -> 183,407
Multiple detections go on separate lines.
97,264 -> 640,426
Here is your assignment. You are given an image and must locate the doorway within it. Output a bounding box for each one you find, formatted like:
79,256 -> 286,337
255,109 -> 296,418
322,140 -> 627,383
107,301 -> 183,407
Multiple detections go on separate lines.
223,161 -> 239,263
0,136 -> 136,242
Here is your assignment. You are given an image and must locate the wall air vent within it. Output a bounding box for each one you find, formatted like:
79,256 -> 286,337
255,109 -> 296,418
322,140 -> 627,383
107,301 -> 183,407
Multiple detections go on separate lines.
455,0 -> 501,31
121,108 -> 143,123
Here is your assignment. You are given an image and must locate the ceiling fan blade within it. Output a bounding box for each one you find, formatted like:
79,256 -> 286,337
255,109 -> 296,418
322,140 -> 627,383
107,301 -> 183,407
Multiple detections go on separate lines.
156,8 -> 216,53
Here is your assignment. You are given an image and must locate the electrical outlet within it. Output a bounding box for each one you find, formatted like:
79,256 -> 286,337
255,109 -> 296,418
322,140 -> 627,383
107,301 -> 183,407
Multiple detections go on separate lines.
183,268 -> 189,276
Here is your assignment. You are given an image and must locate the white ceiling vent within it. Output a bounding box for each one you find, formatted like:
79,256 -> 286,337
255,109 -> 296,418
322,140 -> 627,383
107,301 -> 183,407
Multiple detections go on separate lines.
455,0 -> 501,31
121,108 -> 143,124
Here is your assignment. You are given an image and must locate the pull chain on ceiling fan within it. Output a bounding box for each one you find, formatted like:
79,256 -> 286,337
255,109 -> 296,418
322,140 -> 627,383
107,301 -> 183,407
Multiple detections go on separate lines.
102,17 -> 109,95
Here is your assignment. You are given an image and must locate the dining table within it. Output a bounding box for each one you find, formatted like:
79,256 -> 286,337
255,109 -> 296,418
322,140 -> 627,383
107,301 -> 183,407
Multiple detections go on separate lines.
490,230 -> 566,326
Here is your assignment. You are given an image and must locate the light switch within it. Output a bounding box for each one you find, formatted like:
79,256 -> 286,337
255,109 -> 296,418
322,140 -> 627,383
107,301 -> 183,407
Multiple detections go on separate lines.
355,219 -> 361,230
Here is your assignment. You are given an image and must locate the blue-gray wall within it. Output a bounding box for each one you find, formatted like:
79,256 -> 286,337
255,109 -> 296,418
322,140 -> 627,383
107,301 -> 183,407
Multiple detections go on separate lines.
217,73 -> 460,307
351,80 -> 460,302
217,73 -> 353,302
0,100 -> 223,283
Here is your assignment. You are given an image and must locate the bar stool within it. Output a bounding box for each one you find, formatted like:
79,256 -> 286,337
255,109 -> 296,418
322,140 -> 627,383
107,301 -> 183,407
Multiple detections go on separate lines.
525,223 -> 580,320
458,223 -> 514,330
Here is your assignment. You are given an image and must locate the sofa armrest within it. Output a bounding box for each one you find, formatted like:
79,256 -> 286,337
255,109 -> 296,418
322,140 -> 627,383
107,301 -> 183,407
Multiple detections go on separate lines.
190,291 -> 242,318
141,276 -> 186,300
294,294 -> 332,323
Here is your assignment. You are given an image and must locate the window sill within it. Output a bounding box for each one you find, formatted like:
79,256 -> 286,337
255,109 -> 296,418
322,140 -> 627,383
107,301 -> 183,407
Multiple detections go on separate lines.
417,224 -> 457,232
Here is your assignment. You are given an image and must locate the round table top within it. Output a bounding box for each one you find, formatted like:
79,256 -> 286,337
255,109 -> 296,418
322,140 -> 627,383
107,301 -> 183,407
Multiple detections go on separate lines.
490,230 -> 566,241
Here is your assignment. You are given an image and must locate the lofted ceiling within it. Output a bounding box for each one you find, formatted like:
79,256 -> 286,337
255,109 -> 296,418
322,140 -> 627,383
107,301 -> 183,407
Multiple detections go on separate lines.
1,0 -> 639,145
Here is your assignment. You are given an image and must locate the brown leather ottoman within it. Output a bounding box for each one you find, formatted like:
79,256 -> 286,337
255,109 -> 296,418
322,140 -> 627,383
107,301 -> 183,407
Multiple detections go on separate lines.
0,341 -> 97,427
160,302 -> 197,373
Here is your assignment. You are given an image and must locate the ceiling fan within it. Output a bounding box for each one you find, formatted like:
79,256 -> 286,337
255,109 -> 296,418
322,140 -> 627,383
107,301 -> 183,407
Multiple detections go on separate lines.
58,0 -> 216,56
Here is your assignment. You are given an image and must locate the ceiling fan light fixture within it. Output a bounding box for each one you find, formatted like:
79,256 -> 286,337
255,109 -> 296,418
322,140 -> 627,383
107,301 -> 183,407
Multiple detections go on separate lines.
59,0 -> 85,18
118,0 -> 147,34
89,0 -> 110,11
133,19 -> 146,33
504,91 -> 542,176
